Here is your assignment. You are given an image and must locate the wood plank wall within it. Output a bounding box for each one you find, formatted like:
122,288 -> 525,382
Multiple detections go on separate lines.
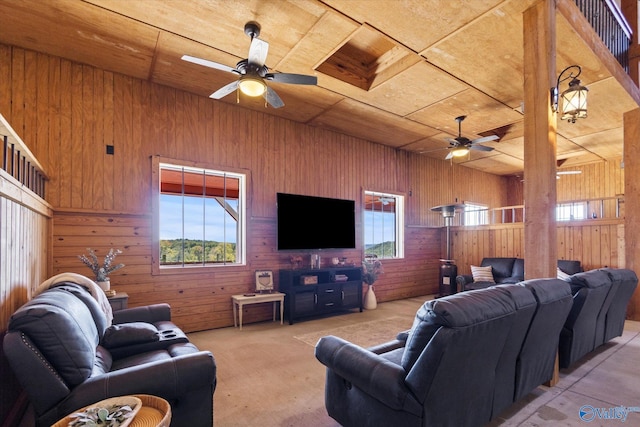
451,159 -> 626,276
450,220 -> 625,277
0,44 -> 514,333
0,168 -> 51,426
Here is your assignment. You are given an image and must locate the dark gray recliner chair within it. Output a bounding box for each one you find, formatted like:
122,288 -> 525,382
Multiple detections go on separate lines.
3,283 -> 216,426
599,268 -> 638,342
559,270 -> 612,368
513,278 -> 573,401
315,286 -> 523,427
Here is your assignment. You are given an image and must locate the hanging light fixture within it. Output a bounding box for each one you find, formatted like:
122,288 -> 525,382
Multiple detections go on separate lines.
450,146 -> 470,157
238,75 -> 266,97
551,65 -> 588,123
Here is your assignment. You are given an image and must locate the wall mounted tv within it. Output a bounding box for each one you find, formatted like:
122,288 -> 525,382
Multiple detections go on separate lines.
277,192 -> 356,250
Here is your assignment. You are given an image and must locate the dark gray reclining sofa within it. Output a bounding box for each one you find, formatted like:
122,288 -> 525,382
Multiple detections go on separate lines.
3,282 -> 216,426
456,257 -> 583,291
315,279 -> 573,427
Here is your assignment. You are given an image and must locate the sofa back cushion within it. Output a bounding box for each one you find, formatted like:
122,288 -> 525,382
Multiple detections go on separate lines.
403,287 -> 518,426
51,283 -> 109,338
481,257 -> 516,279
599,268 -> 638,342
558,260 -> 583,275
512,259 -> 525,280
401,287 -> 516,371
8,288 -> 99,387
515,278 -> 572,400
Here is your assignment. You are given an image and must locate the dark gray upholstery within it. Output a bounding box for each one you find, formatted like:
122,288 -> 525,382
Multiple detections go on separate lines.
559,270 -> 612,368
3,283 -> 216,427
490,284 -> 537,418
315,285 -> 570,427
457,258 -> 583,292
514,279 -> 573,400
599,268 -> 638,342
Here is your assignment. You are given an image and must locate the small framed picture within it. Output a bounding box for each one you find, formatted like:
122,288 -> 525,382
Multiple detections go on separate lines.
255,270 -> 274,292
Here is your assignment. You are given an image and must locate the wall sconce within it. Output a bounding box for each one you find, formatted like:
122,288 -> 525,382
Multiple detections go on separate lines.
551,65 -> 588,123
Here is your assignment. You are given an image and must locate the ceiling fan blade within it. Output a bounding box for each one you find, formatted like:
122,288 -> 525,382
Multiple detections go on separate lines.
469,144 -> 494,152
248,38 -> 269,66
471,135 -> 499,145
210,81 -> 239,99
181,55 -> 238,74
445,151 -> 454,160
264,86 -> 284,108
266,73 -> 317,85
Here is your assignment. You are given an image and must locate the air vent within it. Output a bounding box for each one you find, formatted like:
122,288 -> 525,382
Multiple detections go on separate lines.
316,24 -> 416,91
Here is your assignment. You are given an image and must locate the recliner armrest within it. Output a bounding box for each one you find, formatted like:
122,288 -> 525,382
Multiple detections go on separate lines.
46,351 -> 216,426
456,274 -> 473,291
315,336 -> 419,414
112,303 -> 171,324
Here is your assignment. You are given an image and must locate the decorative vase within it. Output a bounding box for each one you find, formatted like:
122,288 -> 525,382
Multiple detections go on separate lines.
97,279 -> 111,292
364,284 -> 377,310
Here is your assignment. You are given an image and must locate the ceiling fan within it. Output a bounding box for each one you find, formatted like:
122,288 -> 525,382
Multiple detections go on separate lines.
445,115 -> 499,160
181,21 -> 317,109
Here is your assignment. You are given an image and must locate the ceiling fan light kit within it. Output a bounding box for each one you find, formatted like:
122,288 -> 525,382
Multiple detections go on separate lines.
238,76 -> 266,97
444,115 -> 498,160
181,21 -> 317,109
552,65 -> 589,123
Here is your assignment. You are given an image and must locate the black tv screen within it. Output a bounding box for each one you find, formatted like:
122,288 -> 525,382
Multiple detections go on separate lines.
277,193 -> 356,250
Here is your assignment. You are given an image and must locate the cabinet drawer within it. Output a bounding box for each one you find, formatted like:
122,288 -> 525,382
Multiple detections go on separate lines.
317,285 -> 340,308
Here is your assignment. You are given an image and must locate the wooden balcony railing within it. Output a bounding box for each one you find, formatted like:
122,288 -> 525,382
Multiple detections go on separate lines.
0,114 -> 48,199
574,0 -> 632,72
446,196 -> 624,226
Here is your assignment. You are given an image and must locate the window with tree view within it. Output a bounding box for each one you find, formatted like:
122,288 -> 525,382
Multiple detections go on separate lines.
158,163 -> 245,267
363,191 -> 404,259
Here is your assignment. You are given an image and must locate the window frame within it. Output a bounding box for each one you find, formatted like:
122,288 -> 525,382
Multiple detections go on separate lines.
362,190 -> 405,260
463,202 -> 489,226
152,156 -> 248,275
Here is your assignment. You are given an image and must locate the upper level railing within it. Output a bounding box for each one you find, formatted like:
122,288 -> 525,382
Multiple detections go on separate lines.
574,0 -> 632,72
0,114 -> 48,199
446,196 -> 624,226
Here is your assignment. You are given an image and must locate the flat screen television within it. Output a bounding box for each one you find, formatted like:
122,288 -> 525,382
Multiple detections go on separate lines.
277,192 -> 356,250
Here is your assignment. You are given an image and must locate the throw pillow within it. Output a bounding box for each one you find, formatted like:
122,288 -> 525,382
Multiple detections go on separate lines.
557,267 -> 571,280
471,265 -> 495,283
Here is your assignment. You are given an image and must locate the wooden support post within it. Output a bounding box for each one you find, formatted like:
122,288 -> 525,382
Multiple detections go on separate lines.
524,0 -> 559,387
523,0 -> 558,281
624,108 -> 640,320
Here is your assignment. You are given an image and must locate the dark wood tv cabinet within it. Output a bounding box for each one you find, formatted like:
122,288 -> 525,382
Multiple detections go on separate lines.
279,267 -> 363,324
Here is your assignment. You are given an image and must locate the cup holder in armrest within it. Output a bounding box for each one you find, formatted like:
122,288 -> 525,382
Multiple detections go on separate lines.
158,328 -> 187,343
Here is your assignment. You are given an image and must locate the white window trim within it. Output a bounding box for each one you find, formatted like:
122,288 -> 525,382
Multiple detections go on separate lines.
152,156 -> 248,275
363,190 -> 405,259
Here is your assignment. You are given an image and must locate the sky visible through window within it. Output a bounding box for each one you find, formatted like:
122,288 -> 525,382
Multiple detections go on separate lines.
160,194 -> 237,242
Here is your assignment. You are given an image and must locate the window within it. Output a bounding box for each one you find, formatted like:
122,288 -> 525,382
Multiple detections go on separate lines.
155,160 -> 246,269
464,203 -> 488,226
363,191 -> 404,259
556,202 -> 586,221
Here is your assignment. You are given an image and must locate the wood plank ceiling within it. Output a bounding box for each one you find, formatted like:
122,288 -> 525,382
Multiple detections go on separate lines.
0,0 -> 638,176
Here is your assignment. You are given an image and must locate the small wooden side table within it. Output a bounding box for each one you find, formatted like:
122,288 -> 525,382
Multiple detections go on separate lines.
107,292 -> 129,311
232,292 -> 285,330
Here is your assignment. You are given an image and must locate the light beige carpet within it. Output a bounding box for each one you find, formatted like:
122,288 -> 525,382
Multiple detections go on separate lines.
293,316 -> 412,348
